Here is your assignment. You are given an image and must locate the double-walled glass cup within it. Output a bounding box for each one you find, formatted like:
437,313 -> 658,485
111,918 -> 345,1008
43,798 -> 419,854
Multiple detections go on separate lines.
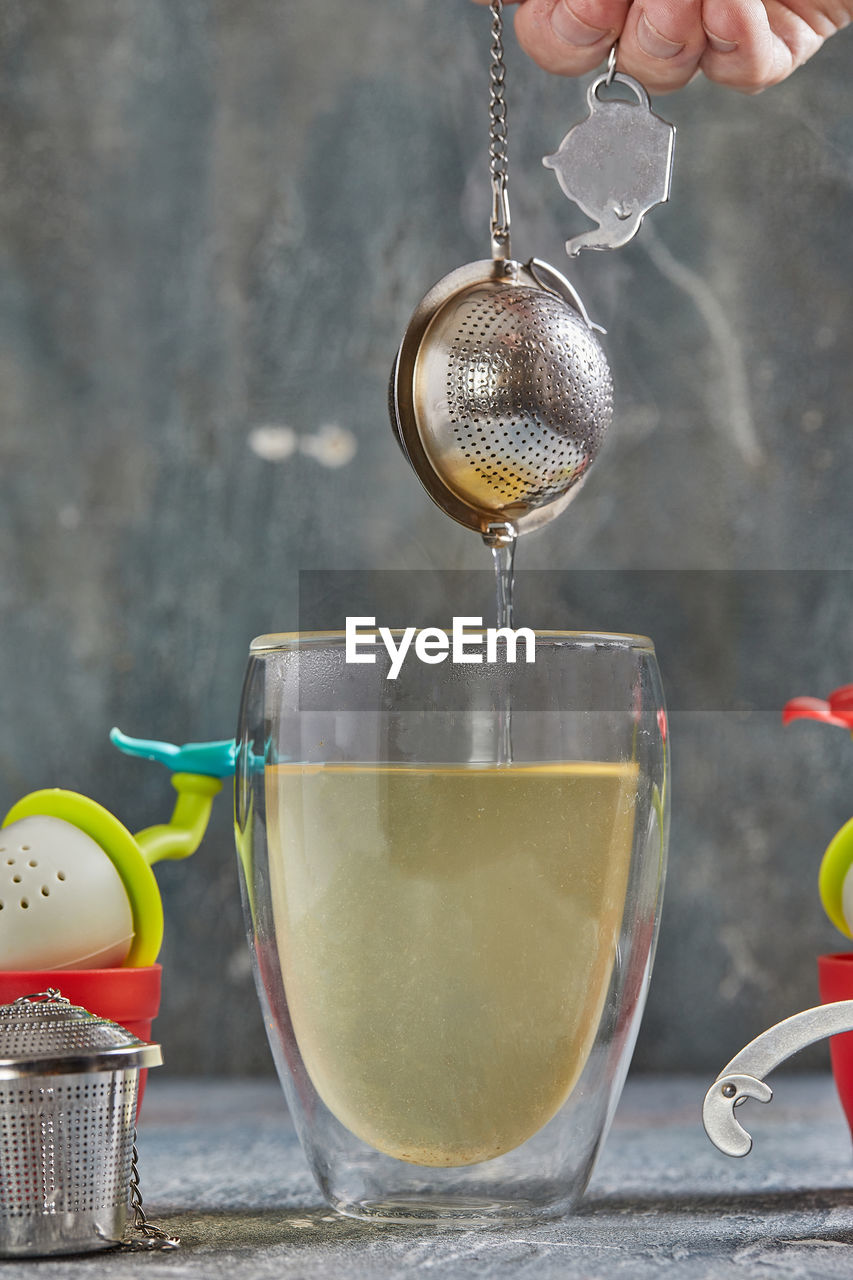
235,630 -> 668,1224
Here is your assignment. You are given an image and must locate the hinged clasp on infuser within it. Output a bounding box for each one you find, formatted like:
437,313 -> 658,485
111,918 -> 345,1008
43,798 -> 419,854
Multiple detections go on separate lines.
483,520 -> 517,549
490,173 -> 511,262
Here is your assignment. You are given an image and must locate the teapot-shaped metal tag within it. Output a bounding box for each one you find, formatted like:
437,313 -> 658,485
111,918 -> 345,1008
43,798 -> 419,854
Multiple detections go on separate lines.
543,49 -> 675,257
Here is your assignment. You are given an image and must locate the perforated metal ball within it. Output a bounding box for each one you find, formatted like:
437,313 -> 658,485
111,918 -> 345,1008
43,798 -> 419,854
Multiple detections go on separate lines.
413,280 -> 612,516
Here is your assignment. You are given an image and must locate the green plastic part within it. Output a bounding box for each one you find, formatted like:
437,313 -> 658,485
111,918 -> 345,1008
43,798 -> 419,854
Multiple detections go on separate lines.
135,773 -> 223,866
819,815 -> 853,939
1,789 -> 164,966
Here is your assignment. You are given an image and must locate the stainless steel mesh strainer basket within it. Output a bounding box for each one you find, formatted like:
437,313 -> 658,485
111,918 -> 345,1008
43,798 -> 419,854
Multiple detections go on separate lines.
390,257 -> 613,538
0,991 -> 161,1257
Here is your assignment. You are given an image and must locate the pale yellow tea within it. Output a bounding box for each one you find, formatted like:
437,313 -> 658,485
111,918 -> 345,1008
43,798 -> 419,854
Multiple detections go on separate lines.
265,762 -> 638,1167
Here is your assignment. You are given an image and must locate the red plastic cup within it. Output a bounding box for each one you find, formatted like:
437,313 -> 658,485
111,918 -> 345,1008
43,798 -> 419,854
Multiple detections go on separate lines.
0,965 -> 162,1111
817,953 -> 853,1138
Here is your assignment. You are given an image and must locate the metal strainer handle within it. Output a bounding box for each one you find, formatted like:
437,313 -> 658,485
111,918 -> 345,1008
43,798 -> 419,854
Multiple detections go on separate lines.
703,1000 -> 853,1157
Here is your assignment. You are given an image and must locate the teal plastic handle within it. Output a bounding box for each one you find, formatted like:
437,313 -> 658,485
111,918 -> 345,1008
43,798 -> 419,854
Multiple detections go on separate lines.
110,727 -> 237,778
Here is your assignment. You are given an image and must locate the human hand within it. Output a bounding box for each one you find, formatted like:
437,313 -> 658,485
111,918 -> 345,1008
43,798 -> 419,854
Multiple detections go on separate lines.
471,0 -> 851,93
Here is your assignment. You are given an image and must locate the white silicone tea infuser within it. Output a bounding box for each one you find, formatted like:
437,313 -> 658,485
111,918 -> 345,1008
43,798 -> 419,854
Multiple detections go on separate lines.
0,816 -> 135,971
0,731 -> 235,972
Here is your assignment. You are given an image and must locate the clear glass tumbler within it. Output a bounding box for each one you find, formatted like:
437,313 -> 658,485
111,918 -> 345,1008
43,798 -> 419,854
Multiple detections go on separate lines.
234,631 -> 668,1224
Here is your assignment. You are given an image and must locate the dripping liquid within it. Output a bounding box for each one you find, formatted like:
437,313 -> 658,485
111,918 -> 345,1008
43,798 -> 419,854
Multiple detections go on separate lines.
492,536 -> 515,631
489,535 -> 516,765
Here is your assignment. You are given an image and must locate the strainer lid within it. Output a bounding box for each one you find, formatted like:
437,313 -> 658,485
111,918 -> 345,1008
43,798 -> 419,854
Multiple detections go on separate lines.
0,990 -> 162,1080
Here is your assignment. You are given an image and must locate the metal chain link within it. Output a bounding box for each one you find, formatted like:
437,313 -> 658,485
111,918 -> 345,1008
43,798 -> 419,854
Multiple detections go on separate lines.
488,0 -> 508,181
488,0 -> 511,259
605,41 -> 618,85
12,989 -> 70,1006
124,1132 -> 180,1252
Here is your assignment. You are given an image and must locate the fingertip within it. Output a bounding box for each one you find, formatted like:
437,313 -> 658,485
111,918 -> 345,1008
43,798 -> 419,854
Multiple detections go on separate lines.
701,0 -> 762,47
699,0 -> 794,93
513,0 -> 618,76
633,0 -> 705,45
616,0 -> 706,93
700,42 -> 794,94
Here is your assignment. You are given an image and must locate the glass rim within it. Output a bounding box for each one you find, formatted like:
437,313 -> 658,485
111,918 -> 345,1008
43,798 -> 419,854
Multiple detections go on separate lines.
249,629 -> 656,655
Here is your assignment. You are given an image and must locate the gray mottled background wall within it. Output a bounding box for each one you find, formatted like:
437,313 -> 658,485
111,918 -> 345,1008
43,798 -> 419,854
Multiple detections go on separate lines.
0,0 -> 852,1076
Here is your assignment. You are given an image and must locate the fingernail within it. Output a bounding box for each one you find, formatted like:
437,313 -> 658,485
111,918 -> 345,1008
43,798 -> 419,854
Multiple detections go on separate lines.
551,1 -> 609,47
636,11 -> 685,58
704,26 -> 739,53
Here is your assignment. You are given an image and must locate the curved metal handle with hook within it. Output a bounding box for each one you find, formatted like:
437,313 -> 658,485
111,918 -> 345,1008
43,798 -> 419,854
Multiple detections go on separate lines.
702,1000 -> 853,1157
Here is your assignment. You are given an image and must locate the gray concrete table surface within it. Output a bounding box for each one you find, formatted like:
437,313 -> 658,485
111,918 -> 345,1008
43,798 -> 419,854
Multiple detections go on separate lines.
12,1075 -> 853,1278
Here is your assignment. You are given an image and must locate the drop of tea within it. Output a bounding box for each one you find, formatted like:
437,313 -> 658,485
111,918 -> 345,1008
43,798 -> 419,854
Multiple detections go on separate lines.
484,522 -> 517,631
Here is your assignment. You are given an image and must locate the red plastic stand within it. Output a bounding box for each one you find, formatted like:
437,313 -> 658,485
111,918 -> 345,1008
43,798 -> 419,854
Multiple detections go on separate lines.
817,953 -> 853,1137
0,965 -> 162,1109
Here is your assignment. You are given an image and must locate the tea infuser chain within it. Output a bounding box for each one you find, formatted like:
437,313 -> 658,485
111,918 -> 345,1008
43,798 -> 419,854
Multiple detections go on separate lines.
125,1132 -> 180,1251
488,0 -> 511,259
12,989 -> 71,1006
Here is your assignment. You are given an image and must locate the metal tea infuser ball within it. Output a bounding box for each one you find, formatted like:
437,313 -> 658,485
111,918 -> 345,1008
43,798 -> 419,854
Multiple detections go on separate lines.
390,0 -> 613,544
390,4 -> 675,544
